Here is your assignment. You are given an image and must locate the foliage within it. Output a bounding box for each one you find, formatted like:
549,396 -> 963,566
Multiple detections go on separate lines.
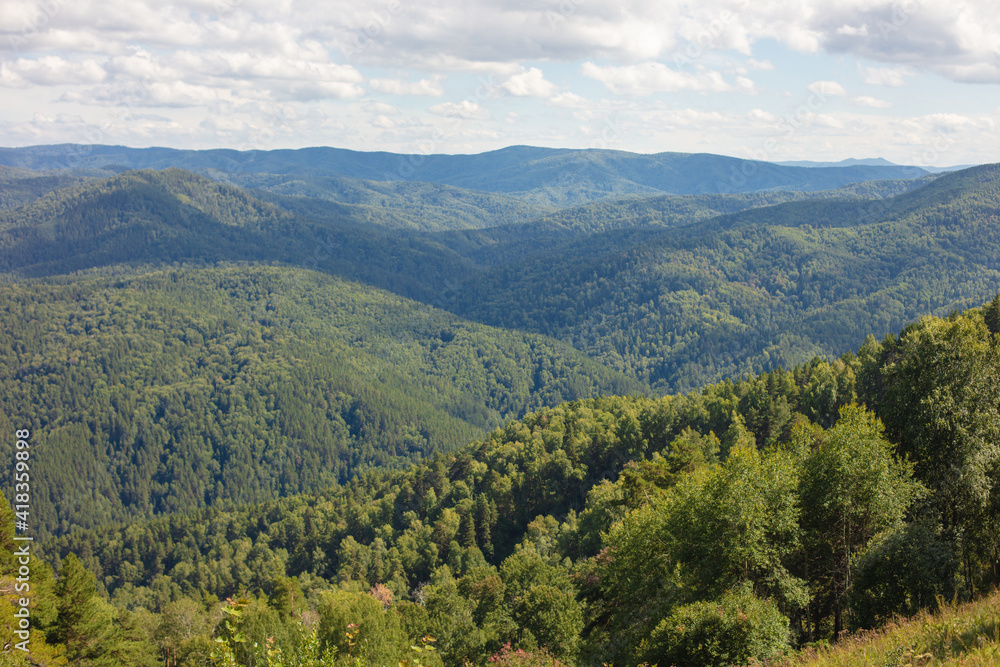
849,522 -> 958,631
38,295 -> 1000,664
859,304 -> 1000,593
797,405 -> 927,638
642,587 -> 790,667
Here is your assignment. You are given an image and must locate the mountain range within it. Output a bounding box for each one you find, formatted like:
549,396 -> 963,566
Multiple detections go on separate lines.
0,144 -> 931,208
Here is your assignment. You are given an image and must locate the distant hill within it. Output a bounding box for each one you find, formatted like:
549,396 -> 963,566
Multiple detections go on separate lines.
0,144 -> 931,208
1,163 -> 998,395
778,157 -> 974,173
441,163 -> 1000,391
0,165 -> 112,210
232,172 -> 554,231
777,157 -> 900,168
0,168 -> 480,303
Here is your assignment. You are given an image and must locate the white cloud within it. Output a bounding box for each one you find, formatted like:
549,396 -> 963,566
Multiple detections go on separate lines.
0,57 -> 106,87
501,67 -> 556,98
4,0 -> 1000,84
852,95 -> 892,108
936,62 -> 1000,84
428,100 -> 491,120
813,1 -> 1000,83
807,80 -> 847,97
863,66 -> 911,87
369,77 -> 444,96
748,108 -> 779,123
581,61 -> 732,96
835,24 -> 868,37
363,101 -> 400,115
548,91 -> 588,108
62,80 -> 224,107
1,0 -> 999,162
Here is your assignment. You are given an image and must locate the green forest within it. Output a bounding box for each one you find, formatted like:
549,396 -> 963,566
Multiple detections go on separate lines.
0,266 -> 639,540
4,163 -> 1000,396
0,152 -> 997,665
3,297 -> 998,666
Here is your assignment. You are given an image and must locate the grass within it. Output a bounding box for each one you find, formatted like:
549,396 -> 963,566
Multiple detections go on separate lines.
765,589 -> 1000,666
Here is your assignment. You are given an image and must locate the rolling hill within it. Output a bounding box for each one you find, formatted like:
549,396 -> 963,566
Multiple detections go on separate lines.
440,163 -> 1000,391
1,162 -> 998,396
0,144 -> 931,208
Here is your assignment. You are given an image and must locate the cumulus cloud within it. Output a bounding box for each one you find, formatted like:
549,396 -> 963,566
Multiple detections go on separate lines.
548,91 -> 588,108
363,101 -> 400,115
501,67 -> 556,98
0,0 -> 998,159
852,95 -> 892,108
582,61 -> 731,96
811,1 -> 1000,83
369,77 -> 444,96
748,108 -> 779,123
61,80 -> 224,107
4,0 -> 1000,82
808,80 -> 847,97
0,57 -> 106,87
863,66 -> 911,87
936,62 -> 1000,84
428,100 -> 491,120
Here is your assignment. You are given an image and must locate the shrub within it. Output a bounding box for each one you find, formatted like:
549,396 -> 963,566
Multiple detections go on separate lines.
642,588 -> 789,666
849,521 -> 957,630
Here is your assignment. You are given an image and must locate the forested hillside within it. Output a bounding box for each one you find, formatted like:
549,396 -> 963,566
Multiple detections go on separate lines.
28,297 -> 999,666
507,175 -> 935,237
3,163 -> 1000,396
446,163 -> 1000,391
0,165 -> 110,210
227,173 -> 554,231
0,168 -> 480,305
0,266 -> 641,541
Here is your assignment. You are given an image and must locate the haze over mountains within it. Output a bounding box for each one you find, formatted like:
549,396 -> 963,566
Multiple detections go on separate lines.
0,144 -> 932,208
776,157 -> 971,172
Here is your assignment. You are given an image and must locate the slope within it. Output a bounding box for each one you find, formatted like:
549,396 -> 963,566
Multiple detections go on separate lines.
0,264 -> 643,541
446,164 -> 1000,392
47,297 -> 1000,666
226,172 -> 555,231
0,167 -> 480,305
428,176 -> 937,268
2,164 -> 998,398
0,165 -> 112,210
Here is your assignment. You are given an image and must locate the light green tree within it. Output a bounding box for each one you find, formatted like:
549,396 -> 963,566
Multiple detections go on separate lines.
798,405 -> 926,639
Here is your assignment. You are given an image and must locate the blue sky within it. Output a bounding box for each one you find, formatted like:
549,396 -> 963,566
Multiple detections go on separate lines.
1,0 -> 998,166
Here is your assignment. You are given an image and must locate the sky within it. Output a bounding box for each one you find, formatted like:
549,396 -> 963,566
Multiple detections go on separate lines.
1,0 -> 998,166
